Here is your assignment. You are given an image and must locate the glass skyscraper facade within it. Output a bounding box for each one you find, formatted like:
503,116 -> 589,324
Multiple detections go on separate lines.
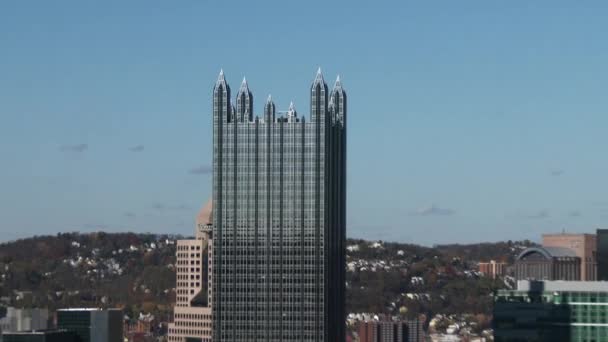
211,69 -> 346,341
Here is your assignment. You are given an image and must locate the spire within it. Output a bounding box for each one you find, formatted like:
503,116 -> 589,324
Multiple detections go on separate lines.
240,76 -> 248,90
288,101 -> 295,112
264,94 -> 275,123
333,75 -> 342,89
216,68 -> 226,85
313,67 -> 325,85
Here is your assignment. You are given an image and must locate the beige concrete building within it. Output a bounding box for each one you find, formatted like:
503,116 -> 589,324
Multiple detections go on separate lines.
168,200 -> 213,342
542,233 -> 597,280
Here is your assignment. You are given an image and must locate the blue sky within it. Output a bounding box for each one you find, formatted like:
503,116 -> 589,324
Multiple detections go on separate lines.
1,1 -> 608,245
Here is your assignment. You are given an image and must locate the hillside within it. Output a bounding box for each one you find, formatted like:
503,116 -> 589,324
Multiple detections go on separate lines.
0,232 -> 535,328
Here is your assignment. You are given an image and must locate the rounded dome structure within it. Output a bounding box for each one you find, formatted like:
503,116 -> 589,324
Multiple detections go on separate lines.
196,199 -> 212,227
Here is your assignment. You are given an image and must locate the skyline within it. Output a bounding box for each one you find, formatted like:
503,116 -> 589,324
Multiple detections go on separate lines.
2,1 -> 608,245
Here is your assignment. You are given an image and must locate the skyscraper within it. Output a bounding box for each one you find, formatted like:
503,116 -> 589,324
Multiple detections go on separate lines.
211,69 -> 346,341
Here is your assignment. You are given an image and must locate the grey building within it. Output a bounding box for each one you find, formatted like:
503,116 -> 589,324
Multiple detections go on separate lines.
514,247 -> 580,281
2,330 -> 77,342
56,309 -> 123,342
0,308 -> 48,333
494,280 -> 608,342
211,69 -> 347,341
597,229 -> 608,280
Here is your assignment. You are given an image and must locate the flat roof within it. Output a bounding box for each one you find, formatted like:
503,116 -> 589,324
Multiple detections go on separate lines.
517,280 -> 608,292
3,329 -> 70,335
57,308 -> 122,311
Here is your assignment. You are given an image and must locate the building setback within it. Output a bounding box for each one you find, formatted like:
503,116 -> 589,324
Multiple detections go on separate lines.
211,69 -> 347,341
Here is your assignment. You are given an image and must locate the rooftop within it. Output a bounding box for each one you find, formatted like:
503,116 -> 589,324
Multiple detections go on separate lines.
517,280 -> 608,292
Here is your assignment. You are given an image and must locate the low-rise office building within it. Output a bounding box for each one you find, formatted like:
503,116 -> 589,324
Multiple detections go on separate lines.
2,329 -> 77,342
56,308 -> 123,342
0,308 -> 49,333
494,280 -> 608,342
514,247 -> 580,281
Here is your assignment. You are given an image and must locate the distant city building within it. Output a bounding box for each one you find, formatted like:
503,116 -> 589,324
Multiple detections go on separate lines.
357,316 -> 425,342
56,308 -> 123,342
0,308 -> 48,333
211,69 -> 347,341
494,280 -> 608,342
478,260 -> 507,279
124,312 -> 156,336
167,200 -> 213,342
542,233 -> 597,280
2,329 -> 77,342
514,246 -> 580,281
597,229 -> 608,280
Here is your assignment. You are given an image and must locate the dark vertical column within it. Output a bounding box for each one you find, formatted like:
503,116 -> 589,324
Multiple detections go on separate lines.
598,230 -> 608,280
212,70 -> 230,341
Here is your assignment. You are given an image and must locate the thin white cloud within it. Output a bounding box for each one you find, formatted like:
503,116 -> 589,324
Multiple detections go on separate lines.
410,204 -> 455,217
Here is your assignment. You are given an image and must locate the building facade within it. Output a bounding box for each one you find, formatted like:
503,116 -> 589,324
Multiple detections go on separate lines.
211,69 -> 347,341
514,247 -> 580,281
357,318 -> 425,342
0,308 -> 48,333
542,233 -> 597,280
478,260 -> 507,279
2,330 -> 77,342
168,201 -> 214,342
597,229 -> 608,280
56,308 -> 123,342
494,280 -> 608,342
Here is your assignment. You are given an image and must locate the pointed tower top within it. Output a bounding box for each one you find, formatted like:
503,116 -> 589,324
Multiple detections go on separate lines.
238,76 -> 250,93
313,67 -> 325,84
216,69 -> 226,84
333,75 -> 343,89
266,94 -> 272,103
289,101 -> 296,112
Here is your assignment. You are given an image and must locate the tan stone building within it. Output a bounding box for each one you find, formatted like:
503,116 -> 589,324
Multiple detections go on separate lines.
479,260 -> 508,279
542,233 -> 597,280
168,200 -> 213,342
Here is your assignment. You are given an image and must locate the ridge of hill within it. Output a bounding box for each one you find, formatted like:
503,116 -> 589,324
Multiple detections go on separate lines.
0,232 -> 535,327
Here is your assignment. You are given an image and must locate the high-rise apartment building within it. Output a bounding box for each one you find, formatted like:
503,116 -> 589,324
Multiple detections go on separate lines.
211,69 -> 347,341
542,233 -> 597,280
168,201 -> 213,342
